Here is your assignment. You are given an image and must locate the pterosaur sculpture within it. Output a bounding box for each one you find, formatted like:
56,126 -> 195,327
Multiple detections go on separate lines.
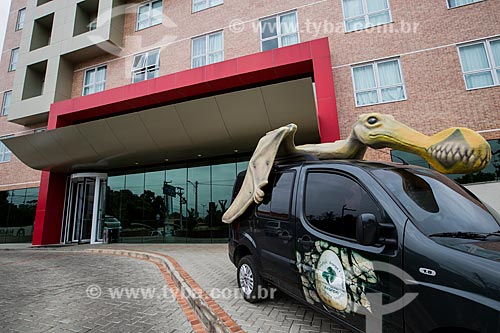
222,113 -> 491,224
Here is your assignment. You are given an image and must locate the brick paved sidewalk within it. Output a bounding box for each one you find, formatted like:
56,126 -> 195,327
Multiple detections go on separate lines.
0,250 -> 193,333
90,244 -> 352,333
1,244 -> 353,333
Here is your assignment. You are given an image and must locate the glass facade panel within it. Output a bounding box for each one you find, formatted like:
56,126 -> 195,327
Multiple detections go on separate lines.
103,157 -> 249,243
0,187 -> 39,243
186,166 -> 211,241
211,163 -> 236,241
120,173 -> 145,242
105,175 -> 125,241
166,167 -> 187,240
143,170 -> 166,241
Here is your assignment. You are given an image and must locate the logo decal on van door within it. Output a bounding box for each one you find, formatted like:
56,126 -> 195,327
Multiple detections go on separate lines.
315,249 -> 348,310
296,241 -> 379,314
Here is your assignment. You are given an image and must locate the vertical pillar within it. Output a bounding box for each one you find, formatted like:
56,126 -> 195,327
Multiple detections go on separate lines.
32,171 -> 67,246
90,177 -> 100,244
90,175 -> 107,244
310,39 -> 340,143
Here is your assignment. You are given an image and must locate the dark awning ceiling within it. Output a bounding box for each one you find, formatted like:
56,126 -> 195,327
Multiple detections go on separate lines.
2,78 -> 320,173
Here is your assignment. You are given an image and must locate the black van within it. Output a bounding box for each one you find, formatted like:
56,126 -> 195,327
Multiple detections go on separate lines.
228,160 -> 500,333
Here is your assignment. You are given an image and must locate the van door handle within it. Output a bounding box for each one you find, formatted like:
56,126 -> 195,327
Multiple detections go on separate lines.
279,230 -> 293,241
297,235 -> 315,248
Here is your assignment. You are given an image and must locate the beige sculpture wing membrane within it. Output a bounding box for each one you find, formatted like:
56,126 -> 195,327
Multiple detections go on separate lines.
222,113 -> 492,224
222,124 -> 296,224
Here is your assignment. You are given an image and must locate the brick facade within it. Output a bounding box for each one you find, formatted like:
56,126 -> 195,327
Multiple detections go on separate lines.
2,0 -> 500,190
0,0 -> 40,191
70,0 -> 500,136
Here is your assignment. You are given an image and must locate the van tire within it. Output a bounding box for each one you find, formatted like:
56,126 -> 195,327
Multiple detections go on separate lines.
237,256 -> 268,303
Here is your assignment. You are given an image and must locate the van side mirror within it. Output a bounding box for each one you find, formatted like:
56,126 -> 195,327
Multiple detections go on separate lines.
356,213 -> 379,246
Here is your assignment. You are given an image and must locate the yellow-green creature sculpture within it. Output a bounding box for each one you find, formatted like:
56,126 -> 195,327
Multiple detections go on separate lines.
222,113 -> 492,224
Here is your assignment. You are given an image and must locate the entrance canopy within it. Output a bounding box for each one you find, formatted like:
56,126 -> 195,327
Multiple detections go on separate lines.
3,78 -> 319,172
20,38 -> 339,246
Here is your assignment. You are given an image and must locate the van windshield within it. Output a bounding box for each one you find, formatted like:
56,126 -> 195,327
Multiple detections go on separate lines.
371,167 -> 500,237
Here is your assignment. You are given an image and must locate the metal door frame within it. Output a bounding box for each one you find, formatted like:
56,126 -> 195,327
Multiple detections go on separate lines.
62,173 -> 107,244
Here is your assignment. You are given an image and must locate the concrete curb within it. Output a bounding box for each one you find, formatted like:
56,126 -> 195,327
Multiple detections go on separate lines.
84,248 -> 239,333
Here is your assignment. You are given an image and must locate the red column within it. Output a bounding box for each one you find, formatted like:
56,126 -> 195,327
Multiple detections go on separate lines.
32,171 -> 67,246
310,39 -> 340,143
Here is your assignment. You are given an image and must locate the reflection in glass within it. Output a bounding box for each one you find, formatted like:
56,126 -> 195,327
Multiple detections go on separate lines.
0,187 -> 39,243
187,166 -> 211,241
212,163 -> 237,241
305,173 -> 381,239
373,168 -> 500,236
102,156 -> 250,243
144,170 -> 166,239
167,167 -> 187,237
106,175 -> 124,222
118,173 -> 145,241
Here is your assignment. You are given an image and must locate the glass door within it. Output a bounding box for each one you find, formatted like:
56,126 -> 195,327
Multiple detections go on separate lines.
62,173 -> 107,244
80,178 -> 95,243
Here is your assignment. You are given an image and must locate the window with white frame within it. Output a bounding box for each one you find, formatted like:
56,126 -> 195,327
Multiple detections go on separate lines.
2,91 -> 12,116
192,31 -> 223,68
16,8 -> 26,30
136,0 -> 162,31
9,48 -> 19,71
448,0 -> 482,9
352,59 -> 406,106
342,0 -> 392,32
83,65 -> 106,96
0,136 -> 12,163
132,49 -> 160,83
260,11 -> 299,52
458,39 -> 500,90
192,0 -> 223,13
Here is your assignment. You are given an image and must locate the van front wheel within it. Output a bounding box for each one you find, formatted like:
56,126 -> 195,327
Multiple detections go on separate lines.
237,256 -> 268,303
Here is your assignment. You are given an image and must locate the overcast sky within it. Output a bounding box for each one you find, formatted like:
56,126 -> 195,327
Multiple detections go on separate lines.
0,0 -> 12,61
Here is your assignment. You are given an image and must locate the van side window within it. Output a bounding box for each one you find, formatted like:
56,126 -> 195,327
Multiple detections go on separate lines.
257,171 -> 295,220
304,172 -> 381,240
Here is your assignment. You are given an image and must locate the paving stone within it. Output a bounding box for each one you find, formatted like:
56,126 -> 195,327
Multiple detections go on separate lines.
1,243 -> 356,333
90,244 -> 353,333
0,250 -> 193,333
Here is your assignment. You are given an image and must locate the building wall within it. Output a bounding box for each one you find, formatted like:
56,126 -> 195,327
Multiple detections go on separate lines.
0,0 -> 41,191
7,0 -> 125,125
66,0 -> 500,141
327,0 -> 500,139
